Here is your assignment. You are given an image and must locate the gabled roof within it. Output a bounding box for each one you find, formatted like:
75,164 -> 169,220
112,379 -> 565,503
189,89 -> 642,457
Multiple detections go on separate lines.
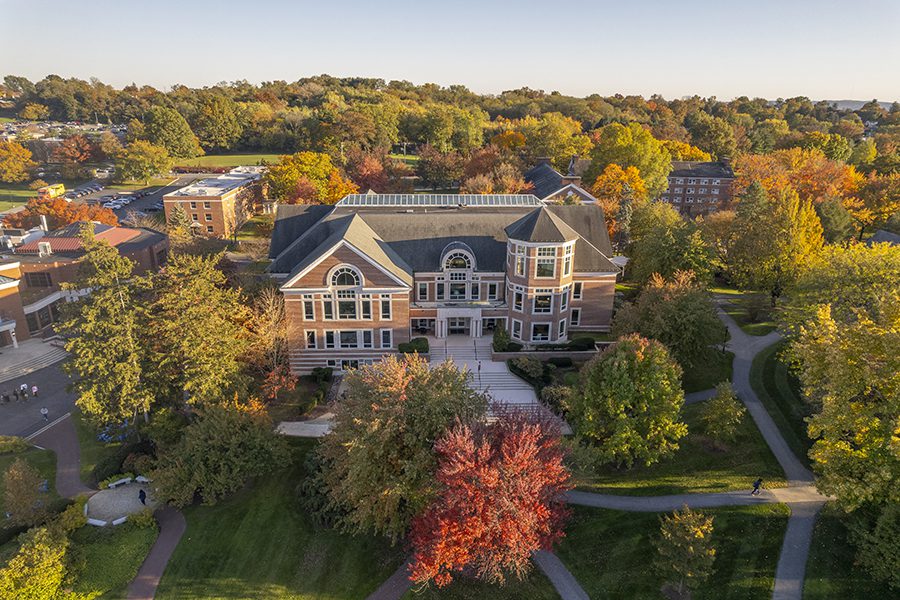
14,221 -> 144,255
524,162 -> 566,199
669,161 -> 735,179
868,229 -> 900,246
505,207 -> 579,243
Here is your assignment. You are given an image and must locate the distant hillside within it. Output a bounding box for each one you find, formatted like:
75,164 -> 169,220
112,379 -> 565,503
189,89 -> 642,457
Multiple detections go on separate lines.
825,100 -> 895,111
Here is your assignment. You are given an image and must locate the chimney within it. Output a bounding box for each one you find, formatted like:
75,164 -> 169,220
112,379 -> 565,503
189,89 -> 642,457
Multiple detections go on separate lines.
38,241 -> 52,257
39,214 -> 49,232
536,157 -> 552,166
560,155 -> 582,187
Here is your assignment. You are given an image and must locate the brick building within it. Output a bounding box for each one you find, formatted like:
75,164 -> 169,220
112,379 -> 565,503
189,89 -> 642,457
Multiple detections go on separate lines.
268,193 -> 620,374
163,166 -> 265,238
659,160 -> 736,217
0,222 -> 168,346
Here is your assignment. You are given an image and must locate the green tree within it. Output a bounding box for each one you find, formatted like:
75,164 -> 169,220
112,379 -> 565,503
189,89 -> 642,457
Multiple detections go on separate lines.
612,271 -> 724,368
314,354 -> 488,541
629,202 -> 714,285
815,197 -> 856,243
515,112 -> 593,169
166,203 -> 193,239
152,398 -> 290,506
654,507 -> 716,598
193,95 -> 243,152
849,504 -> 900,590
584,123 -> 672,197
700,382 -> 746,442
728,182 -> 824,303
568,335 -> 687,468
148,252 -> 251,404
145,106 -> 203,159
0,526 -> 68,600
17,102 -> 49,121
2,458 -> 47,528
801,132 -> 853,162
0,140 -> 37,183
58,227 -> 154,424
115,140 -> 173,184
686,112 -> 737,159
416,144 -> 465,189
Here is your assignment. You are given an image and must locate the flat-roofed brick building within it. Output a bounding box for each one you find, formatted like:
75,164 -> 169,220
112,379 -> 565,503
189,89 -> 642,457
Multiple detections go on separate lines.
268,193 -> 620,374
659,160 -> 735,217
163,166 -> 265,238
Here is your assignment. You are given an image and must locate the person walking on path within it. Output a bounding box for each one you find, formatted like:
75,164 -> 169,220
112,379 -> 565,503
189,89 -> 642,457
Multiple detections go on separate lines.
751,478 -> 763,496
31,385 -> 38,397
40,407 -> 49,421
21,387 -> 28,400
1,391 -> 8,404
13,388 -> 19,402
19,383 -> 27,394
139,489 -> 147,506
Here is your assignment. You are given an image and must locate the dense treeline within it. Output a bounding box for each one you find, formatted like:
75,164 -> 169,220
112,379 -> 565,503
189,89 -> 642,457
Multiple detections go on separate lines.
2,74 -> 899,174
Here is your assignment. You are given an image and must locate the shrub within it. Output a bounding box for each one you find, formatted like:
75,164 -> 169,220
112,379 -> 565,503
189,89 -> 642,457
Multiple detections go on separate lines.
122,453 -> 155,475
399,337 -> 429,354
541,385 -> 573,413
568,336 -> 596,351
98,473 -> 135,490
0,435 -> 29,454
506,342 -> 523,352
54,497 -> 87,533
3,458 -> 49,527
311,366 -> 333,384
492,326 -> 510,352
128,508 -> 158,529
28,179 -> 48,190
547,356 -> 573,368
700,382 -> 746,442
512,356 -> 544,380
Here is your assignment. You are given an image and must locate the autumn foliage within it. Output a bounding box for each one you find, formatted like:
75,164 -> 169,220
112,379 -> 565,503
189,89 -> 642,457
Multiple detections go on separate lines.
409,409 -> 571,588
4,196 -> 118,229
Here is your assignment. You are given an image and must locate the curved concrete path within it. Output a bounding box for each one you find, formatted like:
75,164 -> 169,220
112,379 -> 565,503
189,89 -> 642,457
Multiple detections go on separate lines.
126,505 -> 187,600
27,412 -> 93,498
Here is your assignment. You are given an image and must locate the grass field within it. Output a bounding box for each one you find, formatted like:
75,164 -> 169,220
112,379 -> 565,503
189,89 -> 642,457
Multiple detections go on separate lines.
803,504 -> 895,599
682,349 -> 733,393
236,213 -> 274,241
67,521 -> 159,599
574,402 -> 786,496
0,445 -> 57,500
402,572 -> 559,599
749,341 -> 812,466
0,182 -> 36,210
72,410 -> 122,486
557,503 -> 790,599
176,153 -> 282,168
720,294 -> 777,336
389,153 -> 420,167
156,439 -> 403,600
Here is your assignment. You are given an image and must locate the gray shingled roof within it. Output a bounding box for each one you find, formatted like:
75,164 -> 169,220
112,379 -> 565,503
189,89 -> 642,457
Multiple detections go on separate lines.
505,208 -> 579,243
270,201 -> 619,277
269,204 -> 334,260
669,161 -> 735,179
524,162 -> 565,199
867,229 -> 900,246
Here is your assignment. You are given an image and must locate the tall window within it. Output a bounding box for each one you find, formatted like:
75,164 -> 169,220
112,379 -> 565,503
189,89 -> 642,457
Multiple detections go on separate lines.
417,282 -> 428,301
513,290 -> 524,312
487,283 -> 498,300
536,247 -> 556,278
570,308 -> 581,326
306,330 -> 317,349
470,283 -> 479,299
381,299 -> 391,320
558,319 -> 566,338
436,282 -> 445,300
515,256 -> 525,277
381,329 -> 392,348
325,331 -> 336,348
361,300 -> 372,319
512,319 -> 522,339
560,288 -> 569,311
563,244 -> 573,276
303,300 -> 314,320
572,282 -> 583,300
323,301 -> 334,320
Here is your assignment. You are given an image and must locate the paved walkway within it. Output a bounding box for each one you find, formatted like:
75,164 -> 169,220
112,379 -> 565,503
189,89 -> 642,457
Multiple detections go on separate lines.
684,387 -> 717,404
277,412 -> 334,438
126,506 -> 187,600
365,562 -> 413,600
28,412 -> 93,498
87,482 -> 157,523
533,551 -> 590,600
0,361 -> 79,438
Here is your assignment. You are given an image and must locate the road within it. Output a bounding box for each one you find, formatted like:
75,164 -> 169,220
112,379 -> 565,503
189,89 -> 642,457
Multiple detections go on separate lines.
0,361 -> 77,438
72,173 -> 214,219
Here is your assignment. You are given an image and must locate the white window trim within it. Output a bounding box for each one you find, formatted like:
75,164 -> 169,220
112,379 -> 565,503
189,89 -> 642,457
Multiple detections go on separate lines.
560,288 -> 569,311
513,290 -> 524,312
572,282 -> 583,300
381,299 -> 392,320
303,300 -> 314,321
305,330 -> 317,349
531,323 -> 551,342
487,283 -> 498,300
380,328 -> 392,349
558,319 -> 566,338
532,292 -> 554,314
511,318 -> 523,340
417,282 -> 428,301
570,308 -> 581,326
535,258 -> 556,279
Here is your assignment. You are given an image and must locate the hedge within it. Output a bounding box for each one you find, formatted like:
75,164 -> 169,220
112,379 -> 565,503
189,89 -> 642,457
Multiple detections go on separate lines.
398,337 -> 429,354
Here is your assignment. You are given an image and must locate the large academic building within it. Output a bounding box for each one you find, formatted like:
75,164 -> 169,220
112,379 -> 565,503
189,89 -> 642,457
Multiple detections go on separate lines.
268,193 -> 620,374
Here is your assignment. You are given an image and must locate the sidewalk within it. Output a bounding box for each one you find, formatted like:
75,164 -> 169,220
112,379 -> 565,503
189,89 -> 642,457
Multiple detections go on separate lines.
0,339 -> 68,384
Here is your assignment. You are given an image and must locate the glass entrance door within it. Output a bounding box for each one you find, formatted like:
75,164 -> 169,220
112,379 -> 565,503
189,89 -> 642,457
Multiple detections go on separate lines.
447,317 -> 469,335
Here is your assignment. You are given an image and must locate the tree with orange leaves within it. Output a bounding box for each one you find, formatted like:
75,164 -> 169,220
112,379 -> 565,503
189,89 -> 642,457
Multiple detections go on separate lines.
590,164 -> 648,243
3,196 -> 118,230
53,134 -> 95,178
409,409 -> 571,588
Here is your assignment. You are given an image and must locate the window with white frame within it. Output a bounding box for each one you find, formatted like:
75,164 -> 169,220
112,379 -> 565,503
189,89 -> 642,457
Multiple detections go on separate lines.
536,258 -> 555,278
676,178 -> 684,184
533,292 -> 552,313
711,188 -> 719,195
560,288 -> 569,311
303,300 -> 314,320
571,308 -> 581,326
470,283 -> 479,299
306,330 -> 317,349
381,329 -> 392,348
686,188 -> 695,194
338,300 -> 357,319
325,331 -> 336,348
362,330 -> 373,348
512,319 -> 522,339
487,283 -> 498,300
513,290 -> 524,312
339,331 -> 357,348
449,282 -> 466,300
332,266 -> 361,287
537,247 -> 556,257
572,282 -> 583,300
701,179 -> 709,185
323,300 -> 334,320
381,299 -> 391,320
713,179 -> 721,185
444,252 -> 471,270
361,299 -> 371,319
531,323 -> 550,342
436,282 -> 445,300
417,282 -> 428,300
558,319 -> 566,338
563,244 -> 573,276
699,188 -> 707,194
688,178 -> 696,184
515,256 -> 525,277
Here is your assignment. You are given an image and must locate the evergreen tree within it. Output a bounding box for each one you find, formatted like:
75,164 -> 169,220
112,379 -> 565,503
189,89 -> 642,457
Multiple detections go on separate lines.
166,203 -> 193,239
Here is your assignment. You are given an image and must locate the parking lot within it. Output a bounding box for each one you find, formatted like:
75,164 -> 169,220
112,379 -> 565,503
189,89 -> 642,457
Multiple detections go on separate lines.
65,173 -> 212,222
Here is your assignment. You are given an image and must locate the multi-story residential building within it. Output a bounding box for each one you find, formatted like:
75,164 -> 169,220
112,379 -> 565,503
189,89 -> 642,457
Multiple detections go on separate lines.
0,221 -> 168,346
524,157 -> 597,204
268,193 -> 620,374
659,160 -> 735,217
163,166 -> 265,238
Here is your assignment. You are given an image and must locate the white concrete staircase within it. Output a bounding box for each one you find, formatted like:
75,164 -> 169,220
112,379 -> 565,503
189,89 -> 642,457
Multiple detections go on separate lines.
0,345 -> 68,384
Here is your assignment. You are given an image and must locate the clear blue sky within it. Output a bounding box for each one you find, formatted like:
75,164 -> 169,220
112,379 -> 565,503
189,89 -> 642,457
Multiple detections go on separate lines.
1,0 -> 898,101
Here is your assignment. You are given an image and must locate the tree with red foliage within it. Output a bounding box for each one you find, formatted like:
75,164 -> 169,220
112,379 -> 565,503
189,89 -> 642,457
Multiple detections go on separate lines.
54,134 -> 96,179
409,409 -> 571,588
4,196 -> 118,230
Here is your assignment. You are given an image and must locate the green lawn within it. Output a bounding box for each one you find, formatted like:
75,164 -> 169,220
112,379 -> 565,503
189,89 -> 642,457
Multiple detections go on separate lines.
176,154 -> 282,168
803,504 -> 895,599
156,439 -> 403,599
0,182 -> 36,210
0,446 -> 57,500
67,521 -> 159,599
682,350 -> 733,393
72,410 -> 122,487
574,402 -> 786,496
720,294 -> 777,336
403,572 -> 559,599
557,503 -> 790,599
389,153 -> 420,167
109,177 -> 173,192
236,213 -> 274,241
749,342 -> 812,467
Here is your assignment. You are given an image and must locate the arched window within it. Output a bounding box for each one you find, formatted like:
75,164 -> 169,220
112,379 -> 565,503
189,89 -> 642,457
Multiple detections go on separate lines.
331,266 -> 361,287
444,252 -> 471,270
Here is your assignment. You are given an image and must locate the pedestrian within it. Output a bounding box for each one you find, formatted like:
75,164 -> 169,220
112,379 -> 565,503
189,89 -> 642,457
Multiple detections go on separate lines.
31,385 -> 38,397
40,407 -> 49,421
19,383 -> 26,393
20,388 -> 28,400
751,478 -> 763,496
1,391 -> 8,404
13,389 -> 19,402
138,489 -> 147,506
